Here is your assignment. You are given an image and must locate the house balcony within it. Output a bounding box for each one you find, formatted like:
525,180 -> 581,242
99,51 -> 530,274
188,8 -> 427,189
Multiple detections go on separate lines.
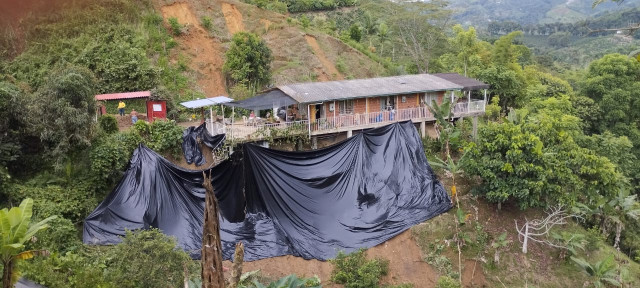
220,100 -> 485,142
309,99 -> 485,135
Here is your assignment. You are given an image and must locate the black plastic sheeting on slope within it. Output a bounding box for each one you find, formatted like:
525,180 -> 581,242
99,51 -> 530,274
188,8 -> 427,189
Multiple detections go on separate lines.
182,123 -> 226,166
83,121 -> 451,261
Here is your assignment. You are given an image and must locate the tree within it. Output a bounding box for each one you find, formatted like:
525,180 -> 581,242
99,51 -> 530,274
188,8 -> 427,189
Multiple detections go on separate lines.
450,25 -> 481,76
223,32 -> 273,90
0,81 -> 26,194
389,0 -> 450,73
465,120 -> 547,209
466,96 -> 623,209
1,198 -> 56,288
514,205 -> 578,254
582,54 -> 640,135
201,172 -> 225,288
377,22 -> 389,55
492,31 -> 523,68
575,191 -> 640,251
32,64 -> 97,170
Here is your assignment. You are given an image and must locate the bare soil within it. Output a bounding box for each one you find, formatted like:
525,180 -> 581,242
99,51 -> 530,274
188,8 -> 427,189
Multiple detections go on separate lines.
221,2 -> 245,34
304,34 -> 344,81
115,113 -> 148,130
160,2 -> 226,97
222,230 -> 439,287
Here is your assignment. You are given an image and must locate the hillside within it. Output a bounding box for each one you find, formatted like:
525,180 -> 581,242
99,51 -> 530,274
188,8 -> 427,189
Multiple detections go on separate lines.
2,1 -> 640,288
448,0 -> 640,26
154,0 -> 384,91
0,0 -> 385,100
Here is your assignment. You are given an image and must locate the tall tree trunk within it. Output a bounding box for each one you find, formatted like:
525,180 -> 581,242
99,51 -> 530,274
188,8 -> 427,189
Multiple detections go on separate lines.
2,260 -> 13,288
228,242 -> 245,288
202,172 -> 225,288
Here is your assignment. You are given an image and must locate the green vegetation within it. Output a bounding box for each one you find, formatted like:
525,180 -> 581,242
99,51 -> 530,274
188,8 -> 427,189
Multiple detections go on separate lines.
20,229 -> 197,288
2,0 -> 640,286
224,32 -> 273,91
1,198 -> 56,288
242,0 -> 357,13
435,276 -> 460,288
90,120 -> 183,192
248,274 -> 321,288
331,249 -> 390,288
201,16 -> 213,31
168,17 -> 183,36
98,115 -> 119,134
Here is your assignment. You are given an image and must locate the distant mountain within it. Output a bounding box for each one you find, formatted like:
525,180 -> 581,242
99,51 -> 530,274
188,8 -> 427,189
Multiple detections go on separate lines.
446,0 -> 640,26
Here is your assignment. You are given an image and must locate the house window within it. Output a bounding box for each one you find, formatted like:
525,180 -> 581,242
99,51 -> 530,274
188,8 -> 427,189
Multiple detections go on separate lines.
423,92 -> 439,106
380,96 -> 395,111
339,100 -> 354,114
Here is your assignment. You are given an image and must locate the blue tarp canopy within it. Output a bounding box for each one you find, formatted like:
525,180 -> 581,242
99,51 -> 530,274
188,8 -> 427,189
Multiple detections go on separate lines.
180,96 -> 234,109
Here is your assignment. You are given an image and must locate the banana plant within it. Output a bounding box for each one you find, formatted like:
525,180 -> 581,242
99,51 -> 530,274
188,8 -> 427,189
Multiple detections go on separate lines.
1,198 -> 56,288
571,255 -> 621,288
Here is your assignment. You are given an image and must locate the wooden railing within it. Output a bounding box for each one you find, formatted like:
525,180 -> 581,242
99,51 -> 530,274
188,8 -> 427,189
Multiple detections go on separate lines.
311,100 -> 486,133
220,100 -> 485,141
226,120 -> 309,141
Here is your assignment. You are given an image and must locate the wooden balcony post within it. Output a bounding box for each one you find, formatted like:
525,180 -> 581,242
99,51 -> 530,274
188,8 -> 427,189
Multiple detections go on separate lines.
307,104 -> 311,138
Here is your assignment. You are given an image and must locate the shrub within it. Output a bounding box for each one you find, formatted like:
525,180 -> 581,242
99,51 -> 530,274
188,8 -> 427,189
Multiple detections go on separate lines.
147,120 -> 183,158
331,249 -> 389,288
484,96 -> 501,121
98,115 -> 118,134
20,251 -> 111,288
26,216 -> 81,253
21,229 -> 197,288
102,229 -> 196,288
8,183 -> 98,225
89,132 -> 139,192
435,276 -> 461,288
168,17 -> 182,36
201,16 -> 213,31
300,15 -> 311,29
349,24 -> 362,42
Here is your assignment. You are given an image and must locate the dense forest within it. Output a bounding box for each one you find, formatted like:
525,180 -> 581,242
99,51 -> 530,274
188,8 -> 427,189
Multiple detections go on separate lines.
1,0 -> 640,287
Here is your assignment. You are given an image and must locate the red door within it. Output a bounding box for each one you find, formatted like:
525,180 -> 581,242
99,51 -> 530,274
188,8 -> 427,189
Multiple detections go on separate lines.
146,100 -> 167,122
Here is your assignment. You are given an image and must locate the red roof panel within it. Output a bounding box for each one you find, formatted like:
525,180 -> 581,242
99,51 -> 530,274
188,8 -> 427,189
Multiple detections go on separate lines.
95,91 -> 151,101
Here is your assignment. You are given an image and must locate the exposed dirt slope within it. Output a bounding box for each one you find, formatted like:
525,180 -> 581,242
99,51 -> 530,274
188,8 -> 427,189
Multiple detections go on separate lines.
221,2 -> 245,34
160,2 -> 226,97
304,34 -> 344,81
223,230 -> 438,287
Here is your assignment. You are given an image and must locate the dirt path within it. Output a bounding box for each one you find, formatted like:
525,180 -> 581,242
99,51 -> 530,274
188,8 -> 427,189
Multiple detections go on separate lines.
221,2 -> 245,34
304,35 -> 344,81
161,2 -> 226,97
225,230 -> 437,287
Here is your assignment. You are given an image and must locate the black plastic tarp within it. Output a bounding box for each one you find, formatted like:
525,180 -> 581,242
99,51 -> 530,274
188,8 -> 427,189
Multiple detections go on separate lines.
83,121 -> 450,261
182,123 -> 226,166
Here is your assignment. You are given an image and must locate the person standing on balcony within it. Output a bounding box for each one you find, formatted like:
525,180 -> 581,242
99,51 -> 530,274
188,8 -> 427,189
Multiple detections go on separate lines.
118,101 -> 126,117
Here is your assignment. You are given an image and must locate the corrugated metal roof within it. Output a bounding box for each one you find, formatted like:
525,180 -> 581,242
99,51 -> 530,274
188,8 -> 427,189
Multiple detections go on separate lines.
433,73 -> 490,91
180,96 -> 233,109
277,74 -> 462,103
95,91 -> 151,101
227,89 -> 298,110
